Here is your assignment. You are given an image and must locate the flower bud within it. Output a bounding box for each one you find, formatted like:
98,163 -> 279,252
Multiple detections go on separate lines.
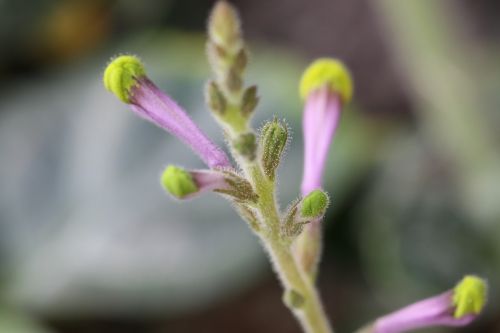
161,166 -> 229,199
299,58 -> 353,195
161,166 -> 198,199
260,119 -> 288,180
300,189 -> 329,219
294,58 -> 353,278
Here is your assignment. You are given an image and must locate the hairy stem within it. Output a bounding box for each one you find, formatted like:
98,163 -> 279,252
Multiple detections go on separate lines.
244,162 -> 333,333
266,236 -> 333,333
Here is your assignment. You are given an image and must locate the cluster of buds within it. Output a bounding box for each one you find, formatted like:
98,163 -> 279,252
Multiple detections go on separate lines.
206,1 -> 258,158
102,1 -> 488,333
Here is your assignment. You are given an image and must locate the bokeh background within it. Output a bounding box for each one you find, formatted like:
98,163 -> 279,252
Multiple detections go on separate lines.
1,0 -> 499,332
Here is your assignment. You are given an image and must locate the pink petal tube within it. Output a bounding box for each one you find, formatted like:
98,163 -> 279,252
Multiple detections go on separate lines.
374,291 -> 476,333
301,86 -> 341,196
130,78 -> 231,169
191,169 -> 230,192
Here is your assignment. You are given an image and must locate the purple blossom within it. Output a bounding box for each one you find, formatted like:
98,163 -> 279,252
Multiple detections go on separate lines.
373,291 -> 478,333
104,55 -> 231,169
129,78 -> 231,169
301,86 -> 342,196
190,169 -> 230,193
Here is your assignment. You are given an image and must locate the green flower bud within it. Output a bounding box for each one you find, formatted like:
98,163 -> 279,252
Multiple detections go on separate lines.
161,166 -> 198,199
453,275 -> 487,318
300,189 -> 329,218
103,55 -> 146,103
260,119 -> 288,180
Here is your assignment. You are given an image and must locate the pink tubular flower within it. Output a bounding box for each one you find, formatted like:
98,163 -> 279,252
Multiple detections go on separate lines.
373,275 -> 487,333
299,58 -> 353,196
301,86 -> 342,195
293,58 -> 353,277
104,55 -> 231,169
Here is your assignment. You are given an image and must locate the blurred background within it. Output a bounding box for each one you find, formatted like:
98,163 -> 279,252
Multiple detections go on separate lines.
0,0 -> 499,332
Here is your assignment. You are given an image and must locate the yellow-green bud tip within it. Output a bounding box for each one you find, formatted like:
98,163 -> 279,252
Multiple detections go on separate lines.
301,189 -> 329,218
161,166 -> 199,199
299,58 -> 353,103
103,55 -> 146,103
452,275 -> 487,318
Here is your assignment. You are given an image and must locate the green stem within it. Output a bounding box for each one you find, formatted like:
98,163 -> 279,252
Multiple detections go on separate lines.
207,2 -> 331,330
246,163 -> 333,333
267,237 -> 332,333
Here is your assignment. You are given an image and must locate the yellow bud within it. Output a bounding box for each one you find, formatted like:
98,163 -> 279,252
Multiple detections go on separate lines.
299,58 -> 353,103
103,55 -> 146,103
453,275 -> 487,318
161,165 -> 199,199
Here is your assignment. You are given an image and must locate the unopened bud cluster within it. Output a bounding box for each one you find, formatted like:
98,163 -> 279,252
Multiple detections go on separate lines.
206,0 -> 257,137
